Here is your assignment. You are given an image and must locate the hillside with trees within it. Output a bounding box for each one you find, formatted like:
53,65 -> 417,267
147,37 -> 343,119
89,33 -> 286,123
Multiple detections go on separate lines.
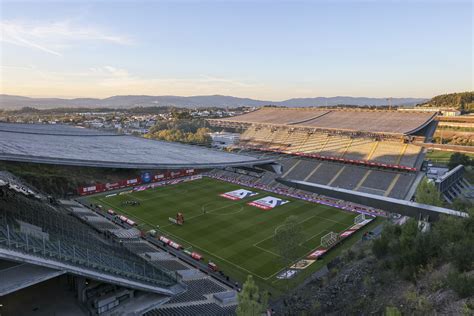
145,114 -> 212,145
273,179 -> 473,315
419,91 -> 474,111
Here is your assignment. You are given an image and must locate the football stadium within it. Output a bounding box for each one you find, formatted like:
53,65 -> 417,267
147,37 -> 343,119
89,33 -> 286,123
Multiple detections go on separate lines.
0,108 -> 466,315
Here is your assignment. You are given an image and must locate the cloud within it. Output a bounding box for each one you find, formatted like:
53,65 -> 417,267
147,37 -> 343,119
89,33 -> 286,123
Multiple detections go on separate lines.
1,20 -> 130,56
1,64 -> 266,98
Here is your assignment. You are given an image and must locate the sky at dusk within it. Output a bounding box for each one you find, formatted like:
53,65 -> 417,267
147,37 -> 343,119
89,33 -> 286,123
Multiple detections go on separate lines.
1,0 -> 472,100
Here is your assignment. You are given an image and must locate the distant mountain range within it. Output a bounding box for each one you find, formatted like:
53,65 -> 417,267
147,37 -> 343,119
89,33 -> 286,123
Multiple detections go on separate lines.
0,94 -> 428,110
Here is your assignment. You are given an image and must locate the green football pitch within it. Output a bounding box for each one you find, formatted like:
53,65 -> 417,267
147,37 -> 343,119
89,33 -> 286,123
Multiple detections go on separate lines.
86,177 -> 364,292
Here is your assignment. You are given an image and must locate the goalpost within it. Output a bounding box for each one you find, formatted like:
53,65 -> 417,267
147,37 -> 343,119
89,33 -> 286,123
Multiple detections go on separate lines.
354,213 -> 366,225
321,232 -> 339,248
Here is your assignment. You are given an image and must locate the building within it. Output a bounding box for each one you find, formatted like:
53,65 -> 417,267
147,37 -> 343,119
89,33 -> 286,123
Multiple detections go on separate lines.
209,132 -> 240,149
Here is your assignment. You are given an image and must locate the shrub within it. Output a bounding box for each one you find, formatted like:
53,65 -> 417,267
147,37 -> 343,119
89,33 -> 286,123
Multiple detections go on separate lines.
385,306 -> 402,316
447,272 -> 474,298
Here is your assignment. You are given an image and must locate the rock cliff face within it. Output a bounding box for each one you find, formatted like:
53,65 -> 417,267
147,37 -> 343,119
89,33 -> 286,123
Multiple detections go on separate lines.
0,161 -> 139,197
273,245 -> 472,315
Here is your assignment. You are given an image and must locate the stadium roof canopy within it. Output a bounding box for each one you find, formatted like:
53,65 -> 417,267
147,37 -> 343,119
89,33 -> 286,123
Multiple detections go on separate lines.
0,123 -> 274,169
209,108 -> 436,135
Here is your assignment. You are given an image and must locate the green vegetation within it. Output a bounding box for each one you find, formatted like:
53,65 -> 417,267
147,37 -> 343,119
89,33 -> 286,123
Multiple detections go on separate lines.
425,150 -> 455,163
384,306 -> 402,316
436,153 -> 474,183
448,152 -> 473,169
425,150 -> 474,166
372,208 -> 474,297
146,118 -> 212,145
86,177 -> 371,294
419,91 -> 474,111
236,275 -> 268,316
415,178 -> 443,206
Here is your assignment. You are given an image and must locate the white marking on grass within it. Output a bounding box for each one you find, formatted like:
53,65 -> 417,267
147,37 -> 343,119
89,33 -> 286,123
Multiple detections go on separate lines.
201,202 -> 245,216
158,227 -> 273,280
136,189 -> 189,202
301,230 -> 329,244
96,182 -> 360,283
253,214 -> 317,248
268,215 -> 369,283
253,244 -> 282,257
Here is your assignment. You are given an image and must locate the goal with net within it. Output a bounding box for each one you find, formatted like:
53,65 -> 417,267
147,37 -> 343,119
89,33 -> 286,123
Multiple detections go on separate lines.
321,232 -> 339,248
354,213 -> 366,225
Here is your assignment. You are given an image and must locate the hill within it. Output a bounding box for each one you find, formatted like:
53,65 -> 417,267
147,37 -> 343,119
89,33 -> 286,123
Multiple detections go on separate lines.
0,94 -> 427,110
419,91 -> 474,111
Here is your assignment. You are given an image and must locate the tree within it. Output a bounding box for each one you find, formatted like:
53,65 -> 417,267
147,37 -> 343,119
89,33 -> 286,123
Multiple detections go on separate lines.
385,306 -> 402,316
448,152 -> 471,170
415,178 -> 443,207
236,275 -> 268,316
451,197 -> 472,212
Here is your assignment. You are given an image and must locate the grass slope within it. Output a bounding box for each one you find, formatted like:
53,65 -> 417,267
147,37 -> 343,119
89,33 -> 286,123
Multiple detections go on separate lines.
87,178 -> 372,294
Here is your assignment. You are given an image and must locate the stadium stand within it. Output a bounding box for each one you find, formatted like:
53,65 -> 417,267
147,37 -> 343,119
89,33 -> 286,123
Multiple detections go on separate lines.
216,108 -> 330,125
0,197 -> 175,290
236,129 -> 422,170
330,165 -> 369,190
166,278 -> 226,304
283,159 -> 318,180
150,260 -> 190,272
145,303 -> 237,316
306,162 -> 343,185
210,108 -> 435,174
370,141 -> 405,164
208,107 -> 432,201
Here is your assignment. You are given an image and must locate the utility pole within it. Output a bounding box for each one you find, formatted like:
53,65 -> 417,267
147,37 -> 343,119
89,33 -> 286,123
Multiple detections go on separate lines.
387,97 -> 393,110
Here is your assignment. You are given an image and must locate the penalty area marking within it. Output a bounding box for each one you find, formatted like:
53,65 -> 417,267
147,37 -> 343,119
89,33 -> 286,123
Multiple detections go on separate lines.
158,227 -> 275,281
201,202 -> 245,216
134,189 -> 190,202
252,214 -> 346,258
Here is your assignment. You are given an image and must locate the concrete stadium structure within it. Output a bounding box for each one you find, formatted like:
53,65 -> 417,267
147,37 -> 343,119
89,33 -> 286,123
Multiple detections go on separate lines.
209,107 -> 437,201
277,178 -> 468,221
0,123 -> 275,169
210,107 -> 436,135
